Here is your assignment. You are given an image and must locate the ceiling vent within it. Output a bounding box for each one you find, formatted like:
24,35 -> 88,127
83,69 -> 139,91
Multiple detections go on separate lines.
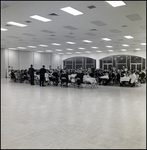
90,29 -> 97,31
1,2 -> 9,9
110,29 -> 122,33
87,5 -> 96,9
126,14 -> 142,21
25,21 -> 32,23
48,13 -> 59,16
41,30 -> 55,33
64,35 -> 75,38
91,20 -> 107,26
5,24 -> 12,27
85,33 -> 96,36
122,25 -> 127,27
63,26 -> 78,30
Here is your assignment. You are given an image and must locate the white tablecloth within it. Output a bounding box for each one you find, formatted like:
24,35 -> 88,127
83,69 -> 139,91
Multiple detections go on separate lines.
83,75 -> 96,84
99,75 -> 109,79
120,76 -> 130,82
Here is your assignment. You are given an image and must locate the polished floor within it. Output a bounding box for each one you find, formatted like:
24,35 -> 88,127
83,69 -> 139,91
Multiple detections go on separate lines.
1,78 -> 146,149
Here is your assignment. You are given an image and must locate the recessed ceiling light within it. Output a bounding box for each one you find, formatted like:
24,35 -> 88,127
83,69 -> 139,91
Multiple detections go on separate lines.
37,51 -> 44,52
76,52 -> 81,53
1,28 -> 8,31
83,40 -> 92,43
121,49 -> 127,51
135,48 -> 141,50
27,46 -> 36,48
78,47 -> 85,50
108,50 -> 114,52
7,21 -> 27,27
39,44 -> 48,47
124,35 -> 134,39
140,43 -> 146,45
46,50 -> 53,52
122,44 -> 129,46
67,52 -> 72,54
60,6 -> 83,16
56,49 -> 63,51
58,53 -> 63,55
66,42 -> 75,44
66,48 -> 73,50
96,50 -> 102,52
102,38 -> 111,41
8,48 -> 17,50
91,47 -> 98,49
52,43 -> 61,45
30,15 -> 51,22
106,46 -> 113,48
106,1 -> 126,7
86,51 -> 91,53
17,47 -> 26,49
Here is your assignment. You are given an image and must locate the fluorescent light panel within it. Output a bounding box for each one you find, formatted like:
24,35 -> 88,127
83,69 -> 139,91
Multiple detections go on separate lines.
135,48 -> 141,50
122,44 -> 129,46
78,47 -> 85,50
60,6 -> 83,16
27,46 -> 36,48
17,47 -> 26,49
86,51 -> 91,53
83,40 -> 92,43
108,50 -> 114,52
46,50 -> 53,52
56,49 -> 62,51
7,21 -> 27,27
96,50 -> 102,52
52,43 -> 61,45
106,1 -> 126,7
106,46 -> 113,48
124,35 -> 134,39
1,28 -> 8,31
66,48 -> 73,50
30,15 -> 51,22
76,52 -> 81,53
91,47 -> 98,49
121,49 -> 127,51
66,42 -> 75,44
37,51 -> 44,52
39,44 -> 48,47
140,43 -> 146,45
8,48 -> 17,50
102,38 -> 111,41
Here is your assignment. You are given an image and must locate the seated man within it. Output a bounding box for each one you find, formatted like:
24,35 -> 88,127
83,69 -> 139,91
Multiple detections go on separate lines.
60,70 -> 69,87
11,70 -> 16,82
75,69 -> 84,87
52,69 -> 59,86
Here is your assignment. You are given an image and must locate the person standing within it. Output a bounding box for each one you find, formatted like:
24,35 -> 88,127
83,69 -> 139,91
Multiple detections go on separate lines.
40,65 -> 46,87
28,64 -> 35,85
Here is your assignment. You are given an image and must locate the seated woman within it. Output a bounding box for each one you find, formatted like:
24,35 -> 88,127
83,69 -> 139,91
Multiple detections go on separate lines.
60,70 -> 69,87
129,70 -> 137,87
75,69 -> 84,87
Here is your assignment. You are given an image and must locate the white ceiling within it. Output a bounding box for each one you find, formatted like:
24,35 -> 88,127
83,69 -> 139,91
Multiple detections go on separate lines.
1,1 -> 146,55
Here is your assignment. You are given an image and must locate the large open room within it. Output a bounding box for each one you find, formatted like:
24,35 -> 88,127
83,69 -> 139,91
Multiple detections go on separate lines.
1,1 -> 146,149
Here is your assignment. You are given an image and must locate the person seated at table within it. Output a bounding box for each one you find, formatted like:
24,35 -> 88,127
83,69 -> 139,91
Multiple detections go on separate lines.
75,69 -> 84,87
52,69 -> 59,86
139,70 -> 146,83
60,70 -> 69,87
11,69 -> 16,82
129,70 -> 137,87
105,71 -> 112,85
20,70 -> 25,83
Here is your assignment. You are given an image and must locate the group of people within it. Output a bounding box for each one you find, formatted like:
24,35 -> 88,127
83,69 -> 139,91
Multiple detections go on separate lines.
10,64 -> 146,88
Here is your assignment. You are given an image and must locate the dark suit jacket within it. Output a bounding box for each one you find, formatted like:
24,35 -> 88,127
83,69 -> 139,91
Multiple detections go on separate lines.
40,68 -> 46,78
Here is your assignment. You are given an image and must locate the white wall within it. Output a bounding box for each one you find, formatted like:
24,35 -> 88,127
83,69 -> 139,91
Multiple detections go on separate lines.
1,49 -> 52,78
62,50 -> 146,69
51,54 -> 62,69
